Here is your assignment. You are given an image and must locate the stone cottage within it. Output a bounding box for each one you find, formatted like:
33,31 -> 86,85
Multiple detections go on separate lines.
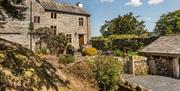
0,0 -> 91,50
139,36 -> 180,78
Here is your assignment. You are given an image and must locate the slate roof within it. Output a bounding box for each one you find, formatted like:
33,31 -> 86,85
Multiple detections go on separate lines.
37,0 -> 90,16
139,36 -> 180,55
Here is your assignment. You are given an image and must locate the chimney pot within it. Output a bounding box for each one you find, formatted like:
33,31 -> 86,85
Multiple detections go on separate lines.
76,2 -> 83,8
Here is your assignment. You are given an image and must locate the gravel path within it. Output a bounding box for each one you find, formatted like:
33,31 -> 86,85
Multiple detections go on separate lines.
122,74 -> 180,91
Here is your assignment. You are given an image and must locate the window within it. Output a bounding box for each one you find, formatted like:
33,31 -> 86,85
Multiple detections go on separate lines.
51,12 -> 57,19
34,16 -> 40,23
66,34 -> 72,43
50,26 -> 57,35
79,18 -> 84,26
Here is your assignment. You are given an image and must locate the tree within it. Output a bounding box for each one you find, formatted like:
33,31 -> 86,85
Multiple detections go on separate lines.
47,33 -> 68,55
100,12 -> 147,37
154,10 -> 180,35
34,27 -> 68,56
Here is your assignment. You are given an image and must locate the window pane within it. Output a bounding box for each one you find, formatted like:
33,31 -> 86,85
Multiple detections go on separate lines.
54,13 -> 57,19
38,17 -> 40,23
51,13 -> 57,19
51,13 -> 53,18
66,34 -> 72,43
50,26 -> 57,35
79,18 -> 83,26
34,16 -> 40,23
54,30 -> 56,35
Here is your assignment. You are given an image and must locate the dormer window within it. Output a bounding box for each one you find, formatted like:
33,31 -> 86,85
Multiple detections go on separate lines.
79,18 -> 84,26
51,12 -> 57,19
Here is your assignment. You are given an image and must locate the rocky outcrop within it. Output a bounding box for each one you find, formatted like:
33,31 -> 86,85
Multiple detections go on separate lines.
118,79 -> 152,91
0,38 -> 69,91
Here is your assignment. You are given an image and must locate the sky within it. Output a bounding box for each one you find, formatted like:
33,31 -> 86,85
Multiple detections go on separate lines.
57,0 -> 180,36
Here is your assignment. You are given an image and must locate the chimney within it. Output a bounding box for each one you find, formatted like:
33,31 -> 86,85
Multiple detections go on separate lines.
76,2 -> 83,8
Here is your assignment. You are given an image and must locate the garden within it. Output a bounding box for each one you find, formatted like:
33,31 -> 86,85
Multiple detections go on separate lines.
26,13 -> 157,91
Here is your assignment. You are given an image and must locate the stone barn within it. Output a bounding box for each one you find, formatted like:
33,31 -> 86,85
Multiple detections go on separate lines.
139,36 -> 180,78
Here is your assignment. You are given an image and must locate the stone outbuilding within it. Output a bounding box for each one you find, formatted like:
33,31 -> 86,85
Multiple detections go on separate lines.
139,36 -> 180,78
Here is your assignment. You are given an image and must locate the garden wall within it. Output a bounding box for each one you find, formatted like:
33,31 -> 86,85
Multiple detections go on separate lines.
129,56 -> 148,75
91,37 -> 158,51
120,56 -> 148,75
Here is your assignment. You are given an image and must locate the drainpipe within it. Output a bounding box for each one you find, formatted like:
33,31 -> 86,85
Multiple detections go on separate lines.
29,1 -> 33,51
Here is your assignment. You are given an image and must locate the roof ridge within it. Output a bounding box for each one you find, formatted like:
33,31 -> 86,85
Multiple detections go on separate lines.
37,0 -> 56,2
37,0 -> 90,16
140,36 -> 180,55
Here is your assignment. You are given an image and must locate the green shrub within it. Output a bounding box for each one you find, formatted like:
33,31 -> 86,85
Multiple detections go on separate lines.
89,55 -> 122,91
36,48 -> 48,55
59,54 -> 75,64
128,50 -> 139,56
114,50 -> 124,57
91,39 -> 109,50
0,52 -> 5,60
41,48 -> 48,54
83,48 -> 97,56
67,44 -> 75,55
108,34 -> 140,40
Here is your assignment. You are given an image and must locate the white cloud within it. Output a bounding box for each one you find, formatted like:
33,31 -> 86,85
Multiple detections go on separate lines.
148,0 -> 164,5
100,0 -> 115,3
143,17 -> 152,21
125,0 -> 142,7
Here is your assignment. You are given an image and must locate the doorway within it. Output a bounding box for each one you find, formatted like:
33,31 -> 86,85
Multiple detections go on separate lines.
79,34 -> 84,47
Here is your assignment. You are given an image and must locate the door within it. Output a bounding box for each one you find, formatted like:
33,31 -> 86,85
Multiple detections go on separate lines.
79,34 -> 84,47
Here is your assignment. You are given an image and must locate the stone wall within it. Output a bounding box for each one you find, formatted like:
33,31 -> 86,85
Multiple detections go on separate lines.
91,37 -> 158,51
0,33 -> 38,50
122,56 -> 148,76
130,56 -> 149,75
